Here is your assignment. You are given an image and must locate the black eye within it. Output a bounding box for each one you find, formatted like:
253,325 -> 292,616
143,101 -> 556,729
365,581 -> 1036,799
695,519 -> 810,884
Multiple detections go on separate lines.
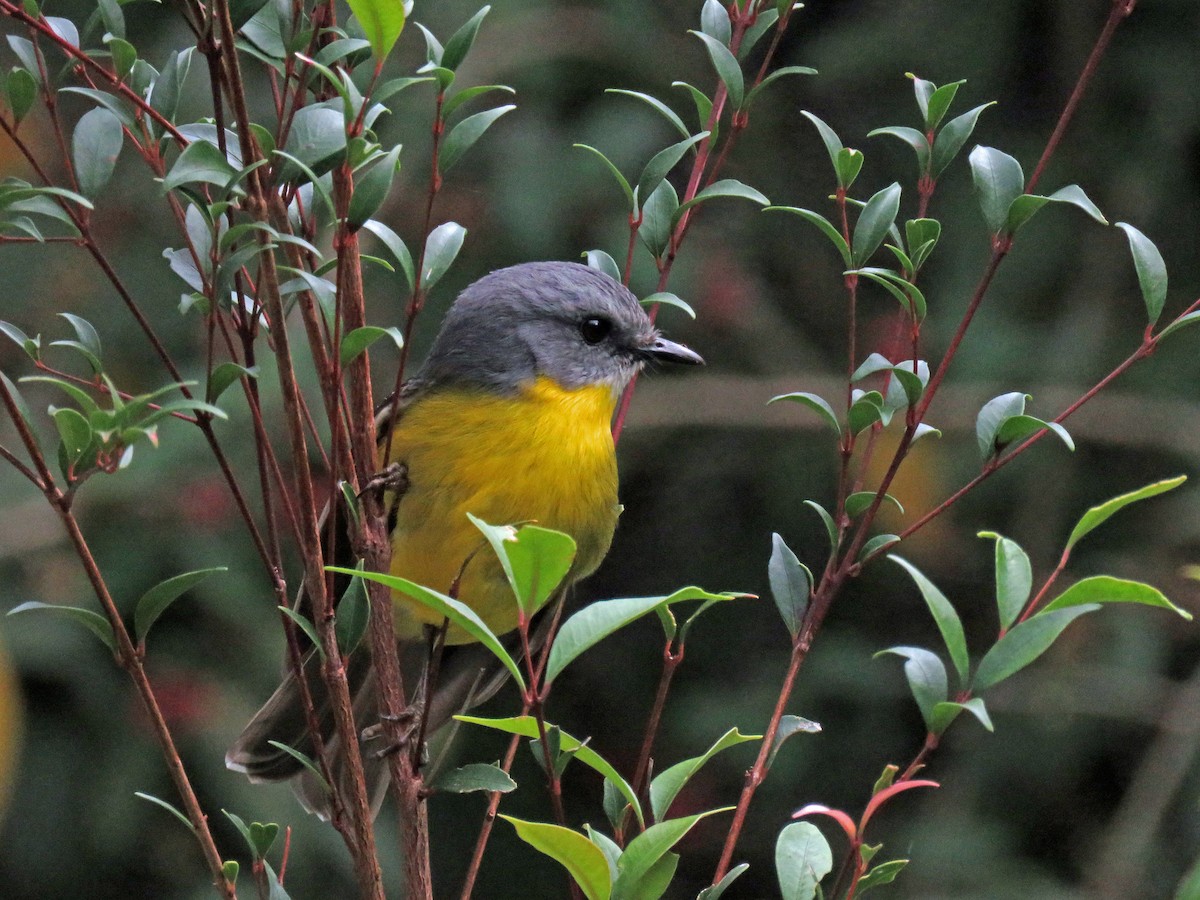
580,317 -> 612,345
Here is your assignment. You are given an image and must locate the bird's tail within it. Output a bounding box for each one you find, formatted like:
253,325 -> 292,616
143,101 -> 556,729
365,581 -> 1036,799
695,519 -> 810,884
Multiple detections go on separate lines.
226,640 -> 513,820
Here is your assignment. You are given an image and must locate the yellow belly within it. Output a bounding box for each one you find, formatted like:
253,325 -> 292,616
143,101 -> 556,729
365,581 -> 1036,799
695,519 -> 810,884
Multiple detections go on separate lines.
386,376 -> 620,643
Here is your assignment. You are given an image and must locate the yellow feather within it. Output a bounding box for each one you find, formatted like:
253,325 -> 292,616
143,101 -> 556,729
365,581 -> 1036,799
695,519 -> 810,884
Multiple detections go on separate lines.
386,376 -> 620,642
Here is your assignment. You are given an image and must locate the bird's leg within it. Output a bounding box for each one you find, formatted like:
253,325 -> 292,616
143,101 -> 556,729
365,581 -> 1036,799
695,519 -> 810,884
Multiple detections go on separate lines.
362,668 -> 424,743
358,460 -> 408,503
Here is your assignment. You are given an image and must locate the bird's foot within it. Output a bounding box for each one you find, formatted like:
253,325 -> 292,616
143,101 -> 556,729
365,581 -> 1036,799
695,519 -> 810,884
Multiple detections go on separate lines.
358,461 -> 408,502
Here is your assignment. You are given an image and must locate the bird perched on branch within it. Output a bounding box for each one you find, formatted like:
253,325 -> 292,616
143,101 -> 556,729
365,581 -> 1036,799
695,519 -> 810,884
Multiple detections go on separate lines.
227,260 -> 703,816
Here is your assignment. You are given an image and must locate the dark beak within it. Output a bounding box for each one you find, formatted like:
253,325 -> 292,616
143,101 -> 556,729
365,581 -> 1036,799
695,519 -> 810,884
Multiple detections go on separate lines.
639,335 -> 704,366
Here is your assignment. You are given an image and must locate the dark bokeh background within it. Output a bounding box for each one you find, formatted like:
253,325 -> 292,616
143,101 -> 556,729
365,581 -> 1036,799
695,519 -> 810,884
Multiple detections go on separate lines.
2,1 -> 1200,897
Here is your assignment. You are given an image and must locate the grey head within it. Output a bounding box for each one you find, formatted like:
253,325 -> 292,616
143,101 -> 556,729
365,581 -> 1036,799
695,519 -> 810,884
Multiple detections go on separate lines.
414,261 -> 702,395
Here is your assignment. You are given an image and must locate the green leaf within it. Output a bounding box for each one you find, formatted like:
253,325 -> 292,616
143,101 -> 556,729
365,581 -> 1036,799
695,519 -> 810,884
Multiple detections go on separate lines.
913,422 -> 941,444
640,292 -> 695,319
848,390 -> 885,435
637,132 -> 708,206
889,556 -> 969,686
547,586 -> 734,683
765,206 -> 851,267
925,79 -> 965,129
978,531 -> 1032,632
441,104 -> 515,174
700,0 -> 731,45
851,268 -> 927,321
1042,184 -> 1106,224
414,22 -> 444,65
800,110 -> 843,172
698,863 -> 750,900
504,524 -> 578,616
852,183 -> 902,266
24,377 -> 99,420
148,48 -> 194,124
330,566 -> 525,691
877,646 -> 948,731
768,533 -> 810,638
909,74 -> 935,121
835,147 -> 864,190
845,491 -> 903,518
1116,222 -> 1168,326
973,604 -> 1099,691
848,351 -> 891,383
744,65 -> 817,111
929,697 -> 993,735
279,105 -> 347,180
859,533 -> 900,562
0,374 -> 41,457
502,817 -> 611,900
0,320 -> 38,360
462,716 -> 643,826
975,391 -> 1028,459
740,6 -> 779,56
420,220 -> 466,291
362,219 -> 415,288
265,741 -> 329,795
605,89 -> 690,141
1005,185 -> 1107,234
107,37 -> 137,79
6,67 -> 37,123
638,179 -> 679,259
346,0 -> 406,61
584,824 -> 622,881
163,140 -> 238,193
804,500 -> 837,556
867,126 -> 930,175
72,107 -> 123,199
135,567 -> 227,644
442,83 -> 513,120
1067,476 -> 1186,553
207,362 -> 257,402
9,601 -> 116,654
691,30 -> 744,109
223,809 -> 258,859
969,145 -> 1024,234
334,563 -> 370,656
613,809 -> 732,899
60,87 -> 136,130
931,103 -> 993,177
228,0 -> 271,32
250,821 -> 279,859
575,143 -> 635,213
1043,575 -> 1191,620
278,607 -> 324,662
51,407 -> 94,468
432,762 -> 516,794
672,81 -> 713,132
441,5 -> 490,71
1157,310 -> 1200,341
856,858 -> 910,896
776,821 -> 833,900
339,325 -> 404,366
993,414 -> 1073,453
766,714 -> 821,772
134,791 -> 194,832
673,178 -> 769,224
583,249 -> 622,282
347,145 -> 400,229
58,313 -> 101,364
767,391 -> 840,436
650,728 -> 758,822
314,36 -> 371,70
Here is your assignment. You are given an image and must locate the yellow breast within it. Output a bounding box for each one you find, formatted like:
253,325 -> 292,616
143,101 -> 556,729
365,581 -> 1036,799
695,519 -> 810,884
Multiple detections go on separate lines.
386,376 -> 620,642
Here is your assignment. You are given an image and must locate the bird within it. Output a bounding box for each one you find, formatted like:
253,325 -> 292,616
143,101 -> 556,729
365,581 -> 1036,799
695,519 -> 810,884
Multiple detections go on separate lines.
226,260 -> 703,816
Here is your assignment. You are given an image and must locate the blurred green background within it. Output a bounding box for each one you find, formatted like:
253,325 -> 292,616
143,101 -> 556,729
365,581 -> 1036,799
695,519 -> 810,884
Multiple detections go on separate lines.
2,0 -> 1200,897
